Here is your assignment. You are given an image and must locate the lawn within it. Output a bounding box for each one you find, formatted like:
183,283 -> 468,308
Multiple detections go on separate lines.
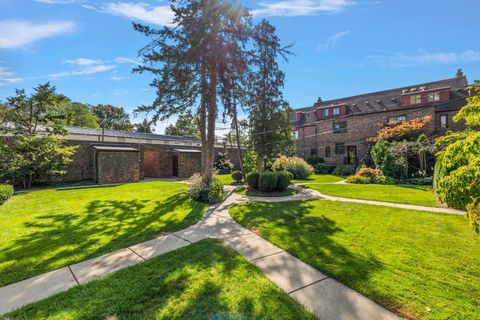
3,240 -> 315,320
230,200 -> 480,319
0,181 -> 206,287
217,174 -> 235,185
292,174 -> 344,183
305,183 -> 439,207
233,186 -> 298,197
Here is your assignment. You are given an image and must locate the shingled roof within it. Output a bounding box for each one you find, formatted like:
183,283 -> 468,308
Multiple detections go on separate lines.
295,76 -> 469,117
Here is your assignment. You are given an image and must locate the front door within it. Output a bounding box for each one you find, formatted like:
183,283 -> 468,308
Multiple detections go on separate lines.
172,155 -> 179,177
347,146 -> 356,165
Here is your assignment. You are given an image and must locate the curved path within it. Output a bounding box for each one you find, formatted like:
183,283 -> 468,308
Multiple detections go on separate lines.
4,184 -> 448,319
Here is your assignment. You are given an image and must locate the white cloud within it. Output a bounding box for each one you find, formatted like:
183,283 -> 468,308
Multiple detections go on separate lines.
110,75 -> 124,81
317,30 -> 350,50
114,57 -> 142,65
0,66 -> 23,87
105,2 -> 174,25
33,0 -> 76,3
50,58 -> 116,78
251,0 -> 354,17
0,20 -> 76,49
368,50 -> 480,67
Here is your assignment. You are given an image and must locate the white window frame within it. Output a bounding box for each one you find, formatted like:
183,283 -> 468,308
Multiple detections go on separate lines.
294,130 -> 299,140
333,107 -> 340,115
410,94 -> 421,104
322,108 -> 329,116
440,114 -> 448,129
428,92 -> 440,102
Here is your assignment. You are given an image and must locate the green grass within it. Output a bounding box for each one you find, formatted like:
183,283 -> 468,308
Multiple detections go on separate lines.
230,200 -> 480,319
306,183 -> 439,207
3,240 -> 315,320
292,174 -> 344,183
233,186 -> 298,197
0,181 -> 206,287
217,174 -> 235,185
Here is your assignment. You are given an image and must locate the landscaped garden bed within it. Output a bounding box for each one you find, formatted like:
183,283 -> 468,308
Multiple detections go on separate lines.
305,183 -> 439,207
4,240 -> 315,320
230,199 -> 480,319
233,185 -> 298,197
0,181 -> 206,287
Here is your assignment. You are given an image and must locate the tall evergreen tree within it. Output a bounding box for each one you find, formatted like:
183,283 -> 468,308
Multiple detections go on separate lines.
246,20 -> 293,173
92,104 -> 133,131
133,0 -> 251,182
165,112 -> 200,137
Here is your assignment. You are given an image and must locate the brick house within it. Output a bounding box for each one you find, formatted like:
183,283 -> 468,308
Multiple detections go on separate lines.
61,127 -> 243,184
292,70 -> 470,167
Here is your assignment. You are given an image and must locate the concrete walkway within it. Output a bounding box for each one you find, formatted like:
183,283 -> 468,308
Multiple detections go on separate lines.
288,185 -> 465,215
0,186 -> 401,319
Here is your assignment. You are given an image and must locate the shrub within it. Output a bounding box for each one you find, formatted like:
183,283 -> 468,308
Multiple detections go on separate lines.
346,174 -> 369,184
188,174 -> 224,204
305,157 -> 324,167
356,167 -> 381,179
372,175 -> 396,185
332,165 -> 355,177
407,177 -> 433,185
0,184 -> 14,204
276,171 -> 291,191
286,171 -> 294,180
370,140 -> 397,178
231,171 -> 243,183
259,171 -> 278,192
315,163 -> 335,174
272,155 -> 314,179
246,172 -> 260,189
214,154 -> 234,174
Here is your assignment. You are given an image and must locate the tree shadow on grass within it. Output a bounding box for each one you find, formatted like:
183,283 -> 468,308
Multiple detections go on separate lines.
231,200 -> 391,305
0,193 -> 206,287
7,240 -> 315,320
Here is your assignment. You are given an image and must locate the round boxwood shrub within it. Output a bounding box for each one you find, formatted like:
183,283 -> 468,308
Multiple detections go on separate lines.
259,171 -> 278,192
231,170 -> 243,183
246,172 -> 260,189
276,171 -> 291,191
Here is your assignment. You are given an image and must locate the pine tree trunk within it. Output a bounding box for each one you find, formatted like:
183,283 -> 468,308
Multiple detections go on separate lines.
199,63 -> 207,173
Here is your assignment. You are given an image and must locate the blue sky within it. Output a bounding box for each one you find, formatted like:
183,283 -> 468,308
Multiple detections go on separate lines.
1,0 -> 479,133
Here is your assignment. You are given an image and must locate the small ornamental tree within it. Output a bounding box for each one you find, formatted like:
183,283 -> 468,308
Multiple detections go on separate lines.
435,81 -> 480,232
368,116 -> 432,142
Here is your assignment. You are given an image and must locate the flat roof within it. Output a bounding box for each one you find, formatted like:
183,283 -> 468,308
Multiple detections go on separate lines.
93,145 -> 139,152
171,148 -> 201,153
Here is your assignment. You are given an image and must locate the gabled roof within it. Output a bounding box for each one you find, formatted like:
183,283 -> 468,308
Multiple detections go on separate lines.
295,76 -> 469,116
66,126 -> 200,143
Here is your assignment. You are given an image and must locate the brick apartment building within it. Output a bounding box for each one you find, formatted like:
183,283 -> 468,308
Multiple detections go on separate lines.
292,70 -> 470,167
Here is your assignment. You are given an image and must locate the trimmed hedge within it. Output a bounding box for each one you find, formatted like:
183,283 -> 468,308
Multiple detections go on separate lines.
332,166 -> 355,177
246,172 -> 260,190
276,171 -> 291,191
315,163 -> 335,174
0,184 -> 14,205
306,157 -> 324,167
259,172 -> 278,192
231,171 -> 243,183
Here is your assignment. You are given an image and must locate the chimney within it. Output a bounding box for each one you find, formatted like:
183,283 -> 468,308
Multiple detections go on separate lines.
456,68 -> 464,78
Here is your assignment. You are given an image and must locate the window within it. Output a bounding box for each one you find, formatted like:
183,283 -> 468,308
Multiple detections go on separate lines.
290,113 -> 297,122
347,146 -> 357,165
387,115 -> 407,124
333,121 -> 347,133
440,114 -> 448,129
322,108 -> 329,116
333,107 -> 340,115
410,94 -> 421,104
310,148 -> 318,157
325,146 -> 331,157
428,92 -> 440,102
294,130 -> 299,140
335,143 -> 345,154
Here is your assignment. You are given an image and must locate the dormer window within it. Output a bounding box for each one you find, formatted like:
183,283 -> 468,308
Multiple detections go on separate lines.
290,113 -> 297,122
333,107 -> 340,115
410,95 -> 421,104
428,92 -> 440,102
322,109 -> 329,116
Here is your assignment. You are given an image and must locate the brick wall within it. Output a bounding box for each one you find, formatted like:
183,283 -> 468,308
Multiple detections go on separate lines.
96,150 -> 140,184
178,152 -> 202,178
296,107 -> 437,166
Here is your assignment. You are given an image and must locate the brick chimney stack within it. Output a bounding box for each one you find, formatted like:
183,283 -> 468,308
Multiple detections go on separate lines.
456,68 -> 464,78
